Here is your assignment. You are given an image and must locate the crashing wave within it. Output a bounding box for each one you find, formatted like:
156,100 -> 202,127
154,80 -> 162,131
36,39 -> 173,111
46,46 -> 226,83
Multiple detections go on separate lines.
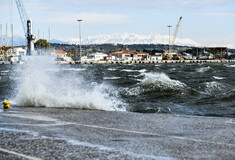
122,72 -> 188,96
15,56 -> 126,111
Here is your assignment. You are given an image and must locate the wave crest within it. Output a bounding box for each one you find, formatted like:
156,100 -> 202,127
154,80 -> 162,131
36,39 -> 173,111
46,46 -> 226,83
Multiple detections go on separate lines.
122,72 -> 188,96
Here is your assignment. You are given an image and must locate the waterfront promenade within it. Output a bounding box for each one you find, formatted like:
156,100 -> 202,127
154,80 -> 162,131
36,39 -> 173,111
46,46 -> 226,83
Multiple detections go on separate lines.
0,107 -> 234,159
65,59 -> 235,65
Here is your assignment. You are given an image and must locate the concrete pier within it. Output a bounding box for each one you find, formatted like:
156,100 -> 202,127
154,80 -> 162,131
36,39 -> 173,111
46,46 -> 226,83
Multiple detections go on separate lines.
0,107 -> 234,159
56,59 -> 235,65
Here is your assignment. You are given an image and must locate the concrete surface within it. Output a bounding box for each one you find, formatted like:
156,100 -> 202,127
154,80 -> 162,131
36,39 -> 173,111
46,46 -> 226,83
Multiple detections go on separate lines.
0,107 -> 234,160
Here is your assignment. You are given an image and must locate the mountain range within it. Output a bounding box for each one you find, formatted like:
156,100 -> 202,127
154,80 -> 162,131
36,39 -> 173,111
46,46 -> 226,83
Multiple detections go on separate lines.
3,33 -> 200,47
57,33 -> 200,46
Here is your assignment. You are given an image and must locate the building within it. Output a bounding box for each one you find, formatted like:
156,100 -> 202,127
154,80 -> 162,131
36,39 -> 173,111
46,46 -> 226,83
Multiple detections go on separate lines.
110,50 -> 149,61
86,52 -> 108,61
13,47 -> 27,56
52,50 -> 72,61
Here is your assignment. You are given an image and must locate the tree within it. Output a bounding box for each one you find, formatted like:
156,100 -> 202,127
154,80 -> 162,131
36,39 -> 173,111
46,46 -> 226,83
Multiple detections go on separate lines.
35,39 -> 50,50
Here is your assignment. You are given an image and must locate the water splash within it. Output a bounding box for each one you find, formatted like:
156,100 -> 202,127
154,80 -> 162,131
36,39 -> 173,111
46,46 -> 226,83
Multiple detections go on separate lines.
196,66 -> 212,72
140,72 -> 187,91
15,56 -> 125,111
122,72 -> 188,96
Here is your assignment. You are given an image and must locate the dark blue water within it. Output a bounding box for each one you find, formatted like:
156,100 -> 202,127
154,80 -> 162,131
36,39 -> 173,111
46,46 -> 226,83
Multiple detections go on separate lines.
1,60 -> 235,118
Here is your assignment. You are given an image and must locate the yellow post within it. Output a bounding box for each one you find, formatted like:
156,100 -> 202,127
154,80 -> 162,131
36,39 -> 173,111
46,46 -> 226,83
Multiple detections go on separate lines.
2,101 -> 10,109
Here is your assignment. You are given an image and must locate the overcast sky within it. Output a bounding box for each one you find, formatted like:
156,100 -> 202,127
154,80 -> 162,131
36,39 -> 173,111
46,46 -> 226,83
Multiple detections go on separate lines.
0,0 -> 234,47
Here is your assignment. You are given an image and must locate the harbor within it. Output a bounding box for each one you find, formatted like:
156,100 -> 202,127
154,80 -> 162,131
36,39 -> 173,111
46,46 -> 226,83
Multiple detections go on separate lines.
68,59 -> 235,65
1,0 -> 235,159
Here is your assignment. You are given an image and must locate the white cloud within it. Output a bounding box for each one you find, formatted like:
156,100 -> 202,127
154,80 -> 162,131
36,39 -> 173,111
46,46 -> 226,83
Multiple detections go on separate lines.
37,12 -> 130,24
11,0 -> 234,11
65,0 -> 234,9
204,12 -> 235,16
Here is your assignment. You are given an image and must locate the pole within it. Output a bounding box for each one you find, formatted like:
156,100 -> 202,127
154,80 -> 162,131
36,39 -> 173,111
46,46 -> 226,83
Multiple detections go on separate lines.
6,24 -> 8,46
167,25 -> 172,52
48,28 -> 50,43
38,29 -> 40,40
11,24 -> 13,47
77,19 -> 82,59
11,24 -> 14,54
0,24 -> 2,46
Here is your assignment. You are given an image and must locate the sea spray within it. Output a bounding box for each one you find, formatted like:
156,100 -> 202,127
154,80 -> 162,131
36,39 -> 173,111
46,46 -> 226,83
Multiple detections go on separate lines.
121,72 -> 188,96
15,56 -> 125,111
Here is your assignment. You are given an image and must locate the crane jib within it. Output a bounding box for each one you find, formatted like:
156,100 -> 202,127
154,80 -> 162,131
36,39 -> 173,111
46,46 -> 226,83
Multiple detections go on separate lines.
15,0 -> 35,55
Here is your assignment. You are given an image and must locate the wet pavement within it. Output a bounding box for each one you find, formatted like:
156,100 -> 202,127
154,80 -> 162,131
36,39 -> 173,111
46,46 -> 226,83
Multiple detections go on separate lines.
0,107 -> 234,160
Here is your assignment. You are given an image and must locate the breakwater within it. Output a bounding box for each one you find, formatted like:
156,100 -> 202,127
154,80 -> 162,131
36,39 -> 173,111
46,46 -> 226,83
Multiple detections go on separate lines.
63,59 -> 235,65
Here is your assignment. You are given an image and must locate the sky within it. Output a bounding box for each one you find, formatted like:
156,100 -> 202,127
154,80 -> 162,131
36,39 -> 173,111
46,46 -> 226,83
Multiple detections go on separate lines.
0,0 -> 235,48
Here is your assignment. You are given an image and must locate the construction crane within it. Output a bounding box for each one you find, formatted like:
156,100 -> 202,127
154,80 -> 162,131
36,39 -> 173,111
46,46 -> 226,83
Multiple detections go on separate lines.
169,16 -> 182,54
15,0 -> 35,55
163,17 -> 182,60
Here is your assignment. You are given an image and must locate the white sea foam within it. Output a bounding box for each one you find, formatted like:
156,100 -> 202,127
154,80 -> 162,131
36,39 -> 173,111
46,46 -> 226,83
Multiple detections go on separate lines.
15,56 -> 125,111
122,69 -> 147,73
138,69 -> 147,73
123,72 -> 187,95
103,77 -> 121,80
122,69 -> 136,72
224,64 -> 235,68
204,81 -> 224,93
1,70 -> 9,73
62,68 -> 86,71
196,66 -> 211,72
107,68 -> 117,71
213,76 -> 225,80
141,72 -> 187,90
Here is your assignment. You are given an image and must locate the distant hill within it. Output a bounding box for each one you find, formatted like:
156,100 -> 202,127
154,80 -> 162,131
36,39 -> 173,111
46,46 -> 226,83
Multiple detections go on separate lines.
1,35 -> 25,46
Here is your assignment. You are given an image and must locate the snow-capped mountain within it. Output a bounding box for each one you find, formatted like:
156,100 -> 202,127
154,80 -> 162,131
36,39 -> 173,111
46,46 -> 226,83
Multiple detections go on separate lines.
10,33 -> 200,47
62,33 -> 200,46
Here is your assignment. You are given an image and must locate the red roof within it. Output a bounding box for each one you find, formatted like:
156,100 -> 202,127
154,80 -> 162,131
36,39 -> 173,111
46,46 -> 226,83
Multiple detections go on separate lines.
111,50 -> 149,55
54,50 -> 67,54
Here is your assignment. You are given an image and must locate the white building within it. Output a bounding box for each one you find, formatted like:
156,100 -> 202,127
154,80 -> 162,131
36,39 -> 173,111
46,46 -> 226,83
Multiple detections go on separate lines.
14,48 -> 27,56
86,53 -> 108,61
52,50 -> 72,62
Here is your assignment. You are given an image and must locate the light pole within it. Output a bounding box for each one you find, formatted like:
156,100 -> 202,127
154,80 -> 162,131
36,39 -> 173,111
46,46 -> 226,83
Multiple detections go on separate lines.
167,25 -> 172,52
77,19 -> 82,59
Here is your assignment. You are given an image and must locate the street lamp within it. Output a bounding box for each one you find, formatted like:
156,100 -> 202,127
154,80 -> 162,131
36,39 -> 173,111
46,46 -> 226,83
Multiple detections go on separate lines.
167,25 -> 172,52
77,19 -> 82,59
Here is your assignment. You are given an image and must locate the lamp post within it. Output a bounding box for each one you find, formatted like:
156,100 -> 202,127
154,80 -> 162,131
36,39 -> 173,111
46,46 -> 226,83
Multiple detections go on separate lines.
77,19 -> 82,59
167,25 -> 172,52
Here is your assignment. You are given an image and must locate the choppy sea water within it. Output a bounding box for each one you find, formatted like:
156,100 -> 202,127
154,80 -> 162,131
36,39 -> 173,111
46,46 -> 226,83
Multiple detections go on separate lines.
0,56 -> 235,118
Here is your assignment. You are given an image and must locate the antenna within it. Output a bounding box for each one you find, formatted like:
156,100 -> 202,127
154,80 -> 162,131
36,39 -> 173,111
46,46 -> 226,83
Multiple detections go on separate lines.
48,28 -> 50,43
0,24 -> 2,46
6,24 -> 8,46
38,29 -> 40,40
11,24 -> 14,50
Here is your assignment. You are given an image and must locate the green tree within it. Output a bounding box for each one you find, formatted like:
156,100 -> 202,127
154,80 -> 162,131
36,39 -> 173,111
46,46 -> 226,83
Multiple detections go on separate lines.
35,39 -> 50,50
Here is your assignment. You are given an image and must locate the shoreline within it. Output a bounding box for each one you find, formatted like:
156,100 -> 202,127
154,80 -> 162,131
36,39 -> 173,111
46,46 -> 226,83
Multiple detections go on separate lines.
62,59 -> 235,64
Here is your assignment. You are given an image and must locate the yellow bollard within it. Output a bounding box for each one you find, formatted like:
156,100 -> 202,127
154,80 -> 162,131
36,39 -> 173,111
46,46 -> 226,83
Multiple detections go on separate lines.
2,101 -> 11,109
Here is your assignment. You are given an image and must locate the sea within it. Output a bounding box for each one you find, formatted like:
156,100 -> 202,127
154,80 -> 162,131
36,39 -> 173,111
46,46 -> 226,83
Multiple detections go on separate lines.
0,56 -> 235,118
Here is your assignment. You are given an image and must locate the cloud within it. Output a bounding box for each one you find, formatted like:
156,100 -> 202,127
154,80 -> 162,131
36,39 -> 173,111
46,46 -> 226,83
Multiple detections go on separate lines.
204,12 -> 235,16
11,0 -> 234,11
65,0 -> 234,9
37,12 -> 130,24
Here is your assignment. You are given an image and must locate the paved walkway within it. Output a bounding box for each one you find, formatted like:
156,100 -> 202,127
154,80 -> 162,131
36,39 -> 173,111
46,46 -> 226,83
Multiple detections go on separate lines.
0,107 -> 234,159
